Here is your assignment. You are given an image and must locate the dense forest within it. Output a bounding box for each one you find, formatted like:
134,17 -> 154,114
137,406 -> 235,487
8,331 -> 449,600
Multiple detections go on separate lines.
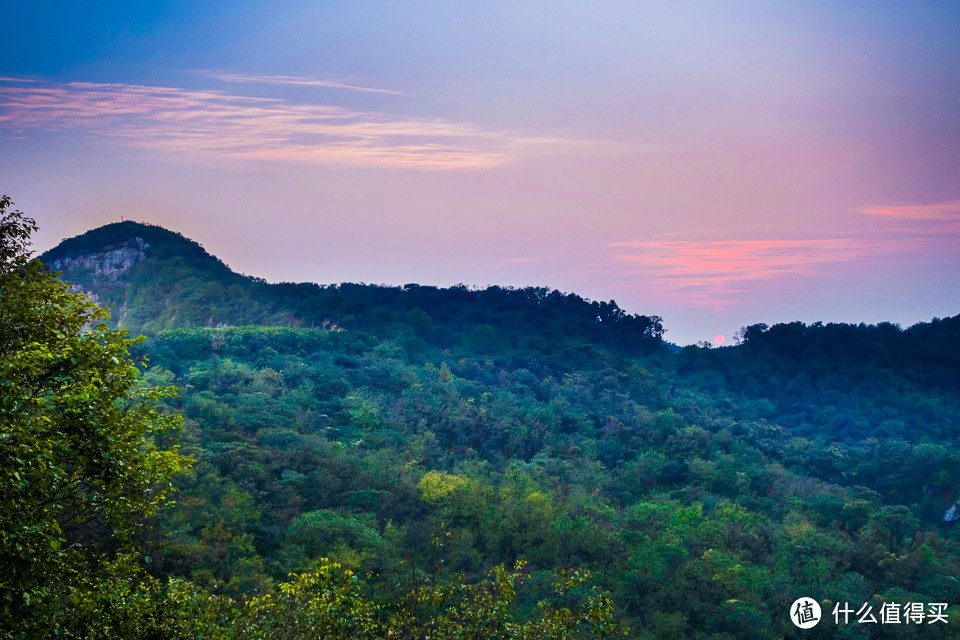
4,215 -> 960,638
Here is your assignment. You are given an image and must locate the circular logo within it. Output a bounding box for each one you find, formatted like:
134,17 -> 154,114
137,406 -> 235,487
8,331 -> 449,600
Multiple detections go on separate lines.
790,597 -> 821,629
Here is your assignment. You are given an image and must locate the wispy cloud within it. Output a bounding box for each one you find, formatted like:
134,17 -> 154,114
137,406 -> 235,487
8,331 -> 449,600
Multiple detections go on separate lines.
502,256 -> 544,264
196,71 -> 404,95
607,238 -> 864,281
596,237 -> 925,310
0,78 -> 588,170
860,200 -> 960,220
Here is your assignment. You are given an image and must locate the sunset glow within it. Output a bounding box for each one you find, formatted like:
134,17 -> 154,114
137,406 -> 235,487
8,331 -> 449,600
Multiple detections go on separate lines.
2,2 -> 958,344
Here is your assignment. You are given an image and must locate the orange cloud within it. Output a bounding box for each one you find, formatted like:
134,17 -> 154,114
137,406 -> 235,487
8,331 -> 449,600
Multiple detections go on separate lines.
0,78 -> 585,170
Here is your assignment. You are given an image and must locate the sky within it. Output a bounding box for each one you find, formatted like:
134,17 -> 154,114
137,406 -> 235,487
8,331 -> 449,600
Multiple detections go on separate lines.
1,1 -> 958,345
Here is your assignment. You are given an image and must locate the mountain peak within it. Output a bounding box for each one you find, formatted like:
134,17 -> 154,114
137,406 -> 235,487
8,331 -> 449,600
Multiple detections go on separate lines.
38,221 -> 241,329
39,220 -> 222,267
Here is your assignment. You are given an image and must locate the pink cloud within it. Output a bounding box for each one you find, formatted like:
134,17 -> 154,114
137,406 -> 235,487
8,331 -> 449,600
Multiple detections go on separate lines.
599,237 -> 928,310
608,238 -> 861,276
859,200 -> 960,220
0,79 -> 585,170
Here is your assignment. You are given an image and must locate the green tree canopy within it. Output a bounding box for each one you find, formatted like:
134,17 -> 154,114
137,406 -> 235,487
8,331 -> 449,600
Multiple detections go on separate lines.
0,196 -> 191,635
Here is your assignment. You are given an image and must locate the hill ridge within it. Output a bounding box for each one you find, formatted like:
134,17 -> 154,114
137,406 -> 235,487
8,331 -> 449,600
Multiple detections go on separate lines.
39,222 -> 667,350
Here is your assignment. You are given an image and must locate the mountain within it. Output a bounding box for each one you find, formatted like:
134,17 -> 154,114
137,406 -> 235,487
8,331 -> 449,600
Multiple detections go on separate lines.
39,221 -> 960,453
40,221 -> 665,352
41,221 -> 246,329
36,221 -> 960,637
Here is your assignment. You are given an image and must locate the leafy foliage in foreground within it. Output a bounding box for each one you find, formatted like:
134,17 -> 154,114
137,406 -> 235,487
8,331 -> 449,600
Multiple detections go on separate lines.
46,556 -> 624,639
0,199 -> 190,635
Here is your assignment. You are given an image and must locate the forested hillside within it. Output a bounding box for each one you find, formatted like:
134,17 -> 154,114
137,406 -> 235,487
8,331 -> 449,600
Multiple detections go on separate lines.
24,220 -> 960,638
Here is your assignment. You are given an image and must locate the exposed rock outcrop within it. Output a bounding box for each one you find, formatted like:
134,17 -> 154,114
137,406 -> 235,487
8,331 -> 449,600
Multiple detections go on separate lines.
48,237 -> 148,282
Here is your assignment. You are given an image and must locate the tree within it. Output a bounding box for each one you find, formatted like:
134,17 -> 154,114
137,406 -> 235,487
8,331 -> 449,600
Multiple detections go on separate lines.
0,196 -> 191,635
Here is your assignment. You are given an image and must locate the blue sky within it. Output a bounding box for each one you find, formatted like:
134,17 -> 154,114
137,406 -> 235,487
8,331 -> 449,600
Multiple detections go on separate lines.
2,1 -> 959,344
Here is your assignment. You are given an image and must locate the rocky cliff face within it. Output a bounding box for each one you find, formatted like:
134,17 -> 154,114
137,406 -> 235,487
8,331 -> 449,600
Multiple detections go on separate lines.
40,222 -> 256,331
47,237 -> 148,282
